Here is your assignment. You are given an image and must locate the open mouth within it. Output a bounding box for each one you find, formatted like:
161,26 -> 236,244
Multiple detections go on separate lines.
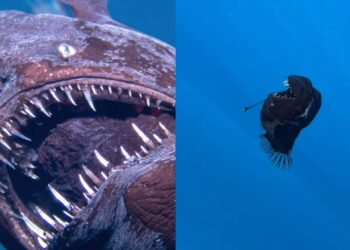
0,79 -> 175,248
272,80 -> 296,100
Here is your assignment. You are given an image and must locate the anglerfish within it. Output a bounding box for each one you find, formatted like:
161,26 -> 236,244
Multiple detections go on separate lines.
0,0 -> 175,249
260,75 -> 321,168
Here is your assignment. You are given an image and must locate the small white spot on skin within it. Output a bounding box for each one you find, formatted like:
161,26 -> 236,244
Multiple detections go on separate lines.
58,43 -> 77,59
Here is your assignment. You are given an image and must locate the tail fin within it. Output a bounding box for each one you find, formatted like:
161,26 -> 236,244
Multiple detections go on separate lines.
260,134 -> 293,169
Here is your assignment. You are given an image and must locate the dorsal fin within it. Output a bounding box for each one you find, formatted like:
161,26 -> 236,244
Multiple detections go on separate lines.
59,0 -> 111,23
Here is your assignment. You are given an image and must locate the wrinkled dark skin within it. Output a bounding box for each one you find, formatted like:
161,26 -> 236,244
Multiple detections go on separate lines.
50,138 -> 175,250
0,0 -> 175,249
260,75 -> 321,167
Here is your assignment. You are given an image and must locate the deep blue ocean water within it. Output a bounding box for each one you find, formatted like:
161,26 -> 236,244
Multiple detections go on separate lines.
0,1 -> 175,45
178,0 -> 350,249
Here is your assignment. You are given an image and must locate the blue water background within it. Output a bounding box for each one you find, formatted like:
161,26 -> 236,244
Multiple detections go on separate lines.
178,0 -> 350,249
0,1 -> 174,249
0,1 -> 175,45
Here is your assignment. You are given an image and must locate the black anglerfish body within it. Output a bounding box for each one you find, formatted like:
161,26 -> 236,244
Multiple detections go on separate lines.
260,75 -> 321,168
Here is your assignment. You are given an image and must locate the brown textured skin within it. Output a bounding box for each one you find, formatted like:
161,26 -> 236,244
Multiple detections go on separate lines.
49,138 -> 175,250
125,163 -> 175,249
0,8 -> 175,121
0,0 -> 175,249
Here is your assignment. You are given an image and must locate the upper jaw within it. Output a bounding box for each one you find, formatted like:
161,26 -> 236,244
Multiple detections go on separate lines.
272,79 -> 296,101
0,12 -> 176,107
0,77 -> 175,124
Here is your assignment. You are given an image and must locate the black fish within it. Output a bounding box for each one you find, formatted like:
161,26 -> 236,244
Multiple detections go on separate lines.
260,76 -> 321,168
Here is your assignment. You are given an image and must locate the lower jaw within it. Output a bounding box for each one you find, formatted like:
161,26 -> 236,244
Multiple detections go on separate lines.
0,125 -> 175,249
51,137 -> 176,250
0,83 -> 175,249
0,136 -> 175,249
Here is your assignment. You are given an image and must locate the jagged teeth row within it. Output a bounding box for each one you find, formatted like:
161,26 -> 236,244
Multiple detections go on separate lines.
282,79 -> 294,95
78,121 -> 173,201
0,121 -> 172,176
0,84 -> 174,178
19,84 -> 174,120
274,95 -> 295,100
10,122 -> 173,248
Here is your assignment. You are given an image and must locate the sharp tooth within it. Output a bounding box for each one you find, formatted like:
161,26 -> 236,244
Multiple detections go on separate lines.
35,206 -> 57,230
64,87 -> 77,106
1,127 -> 11,136
48,184 -> 74,212
79,174 -> 95,196
108,86 -> 113,94
139,93 -> 143,99
120,145 -> 131,160
128,90 -> 132,97
91,85 -> 97,95
0,138 -> 12,151
6,126 -> 31,141
100,85 -> 104,91
94,150 -> 109,167
20,110 -> 28,116
26,171 -> 39,180
0,155 -> 15,169
37,236 -> 48,248
27,163 -> 36,169
145,96 -> 150,107
140,145 -> 148,154
83,192 -> 91,202
13,142 -> 24,149
131,123 -> 155,149
32,99 -> 51,118
23,104 -> 36,118
135,152 -> 142,159
77,84 -> 82,91
159,122 -> 173,137
42,93 -> 50,101
152,133 -> 163,144
101,171 -> 108,180
83,89 -> 96,112
156,99 -> 162,109
63,210 -> 74,220
11,130 -> 31,141
0,181 -> 8,190
82,165 -> 102,186
21,212 -> 53,240
118,87 -> 123,95
49,88 -> 60,102
53,215 -> 69,227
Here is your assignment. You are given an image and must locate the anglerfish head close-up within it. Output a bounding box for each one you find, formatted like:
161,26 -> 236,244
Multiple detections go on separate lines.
0,0 -> 175,249
260,75 -> 321,168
